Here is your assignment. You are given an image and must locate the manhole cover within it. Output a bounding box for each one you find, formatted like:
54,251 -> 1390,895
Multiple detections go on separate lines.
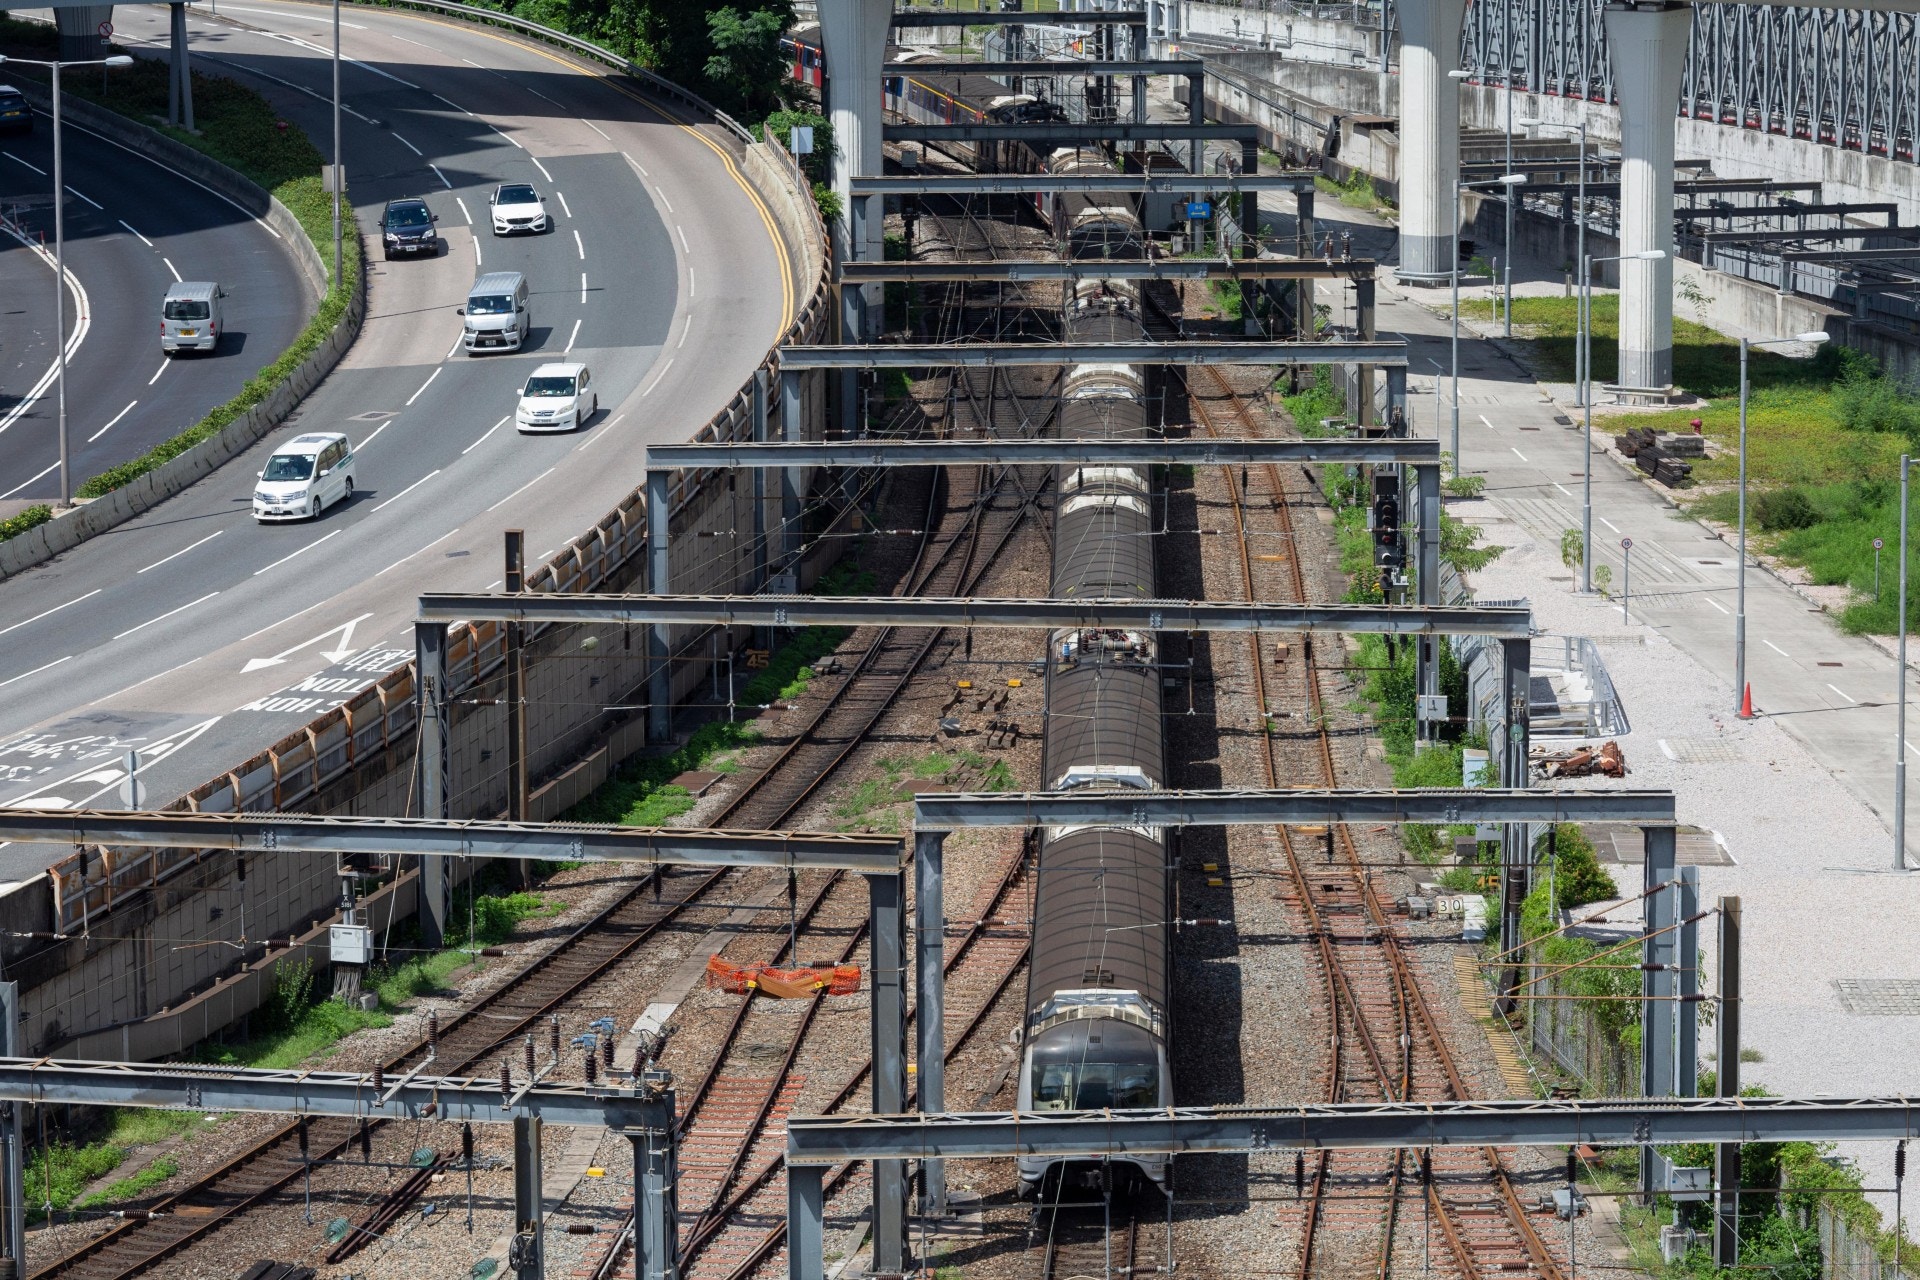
349,410 -> 395,422
1834,979 -> 1920,1015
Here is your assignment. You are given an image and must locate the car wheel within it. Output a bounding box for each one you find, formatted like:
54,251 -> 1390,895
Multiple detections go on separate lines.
383,248 -> 394,261
309,498 -> 320,520
575,408 -> 583,430
343,478 -> 354,502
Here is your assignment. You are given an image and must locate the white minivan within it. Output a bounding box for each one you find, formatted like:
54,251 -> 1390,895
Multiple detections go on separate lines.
254,432 -> 356,522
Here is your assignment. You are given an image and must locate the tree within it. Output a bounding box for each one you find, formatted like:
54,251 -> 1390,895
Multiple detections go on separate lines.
704,4 -> 794,118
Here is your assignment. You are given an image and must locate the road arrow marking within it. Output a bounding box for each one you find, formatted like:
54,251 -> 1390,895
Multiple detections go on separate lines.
242,613 -> 373,673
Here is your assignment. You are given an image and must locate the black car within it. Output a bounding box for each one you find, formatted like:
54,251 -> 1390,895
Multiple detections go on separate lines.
0,86 -> 31,136
381,197 -> 438,259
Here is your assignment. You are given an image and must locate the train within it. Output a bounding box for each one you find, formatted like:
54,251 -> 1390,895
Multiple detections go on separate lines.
1016,148 -> 1173,1199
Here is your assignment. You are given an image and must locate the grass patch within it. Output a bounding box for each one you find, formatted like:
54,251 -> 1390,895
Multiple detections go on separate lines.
24,1111 -> 214,1223
1316,169 -> 1386,211
1281,365 -> 1347,436
0,504 -> 52,544
0,20 -> 362,501
831,749 -> 1014,833
74,1157 -> 178,1211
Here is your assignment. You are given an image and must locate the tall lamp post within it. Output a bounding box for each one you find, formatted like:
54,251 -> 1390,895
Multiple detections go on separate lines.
1576,248 -> 1667,595
1452,68 -> 1517,337
0,52 -> 133,509
1451,174 -> 1526,480
1735,331 -> 1831,713
1518,116 -> 1587,406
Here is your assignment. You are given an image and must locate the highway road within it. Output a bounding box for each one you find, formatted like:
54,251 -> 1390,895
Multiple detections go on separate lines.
0,93 -> 309,502
0,0 -> 797,876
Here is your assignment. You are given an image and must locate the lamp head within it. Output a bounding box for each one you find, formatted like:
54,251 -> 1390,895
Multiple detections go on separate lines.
1794,331 -> 1831,344
1633,249 -> 1666,260
1495,173 -> 1526,186
105,56 -> 134,68
1447,69 -> 1473,79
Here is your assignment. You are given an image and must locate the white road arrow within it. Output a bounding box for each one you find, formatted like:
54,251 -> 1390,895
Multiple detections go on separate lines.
241,613 -> 374,674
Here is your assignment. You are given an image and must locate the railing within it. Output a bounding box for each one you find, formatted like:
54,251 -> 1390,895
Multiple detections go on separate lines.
1527,633 -> 1630,739
43,7 -> 832,936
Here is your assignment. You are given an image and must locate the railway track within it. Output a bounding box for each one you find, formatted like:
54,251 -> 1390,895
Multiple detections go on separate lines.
1175,299 -> 1566,1280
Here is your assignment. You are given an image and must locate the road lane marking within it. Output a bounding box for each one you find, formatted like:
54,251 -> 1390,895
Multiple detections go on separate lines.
138,529 -> 223,573
118,220 -> 154,247
388,31 -> 432,46
530,155 -> 553,182
356,420 -> 393,451
556,191 -> 572,218
527,87 -> 562,106
242,614 -> 372,672
473,238 -> 482,266
462,56 -> 486,68
1598,517 -> 1620,533
161,257 -> 182,282
435,93 -> 474,116
147,361 -> 171,385
622,151 -> 649,178
0,656 -> 71,690
64,185 -> 102,210
88,400 -> 138,442
565,318 -> 581,353
406,368 -> 441,406
640,357 -> 673,396
494,127 -> 524,151
1510,447 -> 1528,461
455,196 -> 472,224
0,461 -> 57,500
0,588 -> 103,639
446,332 -> 464,359
1764,639 -> 1789,657
376,528 -> 458,576
0,221 -> 88,438
677,315 -> 691,349
430,163 -> 452,189
1480,414 -> 1495,429
2,151 -> 45,174
113,591 -> 219,640
1552,482 -> 1572,496
1705,597 -> 1729,615
463,415 -> 510,455
373,469 -> 442,511
676,224 -> 689,252
584,120 -> 609,140
580,272 -> 587,304
689,267 -> 696,299
575,413 -> 622,451
573,229 -> 585,260
487,466 -> 556,512
222,4 -> 365,24
253,529 -> 342,576
1829,683 -> 1857,704
394,132 -> 423,156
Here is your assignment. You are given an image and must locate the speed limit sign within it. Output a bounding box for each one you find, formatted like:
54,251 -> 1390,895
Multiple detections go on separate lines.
97,19 -> 112,39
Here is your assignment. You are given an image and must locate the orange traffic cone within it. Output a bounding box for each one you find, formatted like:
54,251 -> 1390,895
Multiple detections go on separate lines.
1739,683 -> 1756,720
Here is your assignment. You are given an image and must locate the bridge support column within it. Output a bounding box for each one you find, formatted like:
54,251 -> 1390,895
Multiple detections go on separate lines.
1395,0 -> 1468,285
54,6 -> 112,68
1603,2 -> 1690,401
868,870 -> 908,1273
646,469 -> 672,743
914,830 -> 947,1218
413,620 -> 450,949
818,0 -> 888,334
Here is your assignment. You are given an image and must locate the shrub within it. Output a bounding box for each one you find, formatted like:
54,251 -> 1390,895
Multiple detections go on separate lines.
1531,824 -> 1618,912
1754,486 -> 1820,531
0,505 -> 52,543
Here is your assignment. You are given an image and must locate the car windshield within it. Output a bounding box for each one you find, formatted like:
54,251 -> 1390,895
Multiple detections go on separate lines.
262,455 -> 315,482
468,294 -> 514,316
523,376 -> 577,397
165,300 -> 211,321
497,185 -> 538,205
0,94 -> 23,109
387,204 -> 431,229
1032,1060 -> 1157,1111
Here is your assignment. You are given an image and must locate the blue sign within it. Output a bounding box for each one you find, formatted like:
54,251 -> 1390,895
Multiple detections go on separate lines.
1186,201 -> 1212,220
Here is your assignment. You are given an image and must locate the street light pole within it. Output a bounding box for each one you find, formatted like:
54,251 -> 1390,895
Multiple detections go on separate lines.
1504,71 -> 1514,338
0,52 -> 133,508
332,0 -> 342,292
1575,249 -> 1668,596
1901,454 -> 1911,872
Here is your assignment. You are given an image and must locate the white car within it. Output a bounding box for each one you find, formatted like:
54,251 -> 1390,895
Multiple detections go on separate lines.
489,182 -> 549,235
254,432 -> 356,521
516,363 -> 597,432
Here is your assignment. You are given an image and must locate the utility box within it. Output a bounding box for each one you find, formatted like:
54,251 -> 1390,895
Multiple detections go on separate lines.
330,923 -> 372,966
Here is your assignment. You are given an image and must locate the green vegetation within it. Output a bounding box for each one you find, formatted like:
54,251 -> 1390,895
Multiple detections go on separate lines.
1281,366 -> 1346,436
0,25 -> 365,503
1346,631 -> 1484,863
25,1110 -> 212,1223
75,1157 -> 178,1211
194,959 -> 390,1071
0,504 -> 52,544
760,109 -> 839,223
832,749 -> 1015,833
1315,169 -> 1385,211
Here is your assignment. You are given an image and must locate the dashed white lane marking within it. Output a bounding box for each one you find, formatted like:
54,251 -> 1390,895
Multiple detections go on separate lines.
63,186 -> 101,209
253,529 -> 341,576
0,461 -> 58,500
406,368 -> 441,405
1764,639 -> 1790,657
118,220 -> 154,247
374,468 -> 441,512
1598,516 -> 1620,533
430,164 -> 452,189
1829,683 -> 1857,704
394,132 -> 423,156
0,588 -> 102,639
580,273 -> 587,304
2,150 -> 45,174
487,465 -> 557,512
376,527 -> 457,577
462,56 -> 485,68
464,415 -> 510,455
455,196 -> 472,225
162,257 -> 182,282
494,128 -> 524,151
1511,447 -> 1528,461
147,360 -> 169,385
446,332 -> 465,359
565,318 -> 581,353
584,120 -> 610,140
388,32 -> 432,47
689,268 -> 696,299
223,3 -> 364,23
0,656 -> 71,690
676,224 -> 689,252
622,151 -> 649,178
556,191 -> 572,219
527,87 -> 562,106
88,400 -> 138,442
677,315 -> 691,349
1552,482 -> 1572,496
435,93 -> 474,116
573,229 -> 585,260
113,591 -> 219,641
138,529 -> 222,574
356,420 -> 393,452
473,237 -> 482,266
640,357 -> 673,396
1705,597 -> 1729,615
530,155 -> 553,182
1480,414 -> 1496,429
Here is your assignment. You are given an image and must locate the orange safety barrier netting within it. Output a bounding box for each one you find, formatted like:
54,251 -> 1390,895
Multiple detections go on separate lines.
706,955 -> 862,998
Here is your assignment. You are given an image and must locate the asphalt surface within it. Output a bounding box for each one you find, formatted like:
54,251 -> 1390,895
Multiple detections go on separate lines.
0,99 -> 309,502
0,0 -> 794,876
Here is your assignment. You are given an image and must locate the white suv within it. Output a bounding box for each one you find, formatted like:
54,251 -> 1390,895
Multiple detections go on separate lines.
516,363 -> 596,432
254,432 -> 356,521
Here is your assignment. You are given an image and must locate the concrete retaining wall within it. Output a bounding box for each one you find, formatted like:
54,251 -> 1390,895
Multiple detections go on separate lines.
0,82 -> 355,583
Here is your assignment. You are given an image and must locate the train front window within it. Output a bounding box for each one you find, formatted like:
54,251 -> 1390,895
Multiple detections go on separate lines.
1033,1061 -> 1157,1111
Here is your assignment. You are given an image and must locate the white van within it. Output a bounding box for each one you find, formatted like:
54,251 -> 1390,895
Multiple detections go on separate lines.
459,271 -> 530,354
254,432 -> 356,521
515,363 -> 596,432
162,281 -> 226,354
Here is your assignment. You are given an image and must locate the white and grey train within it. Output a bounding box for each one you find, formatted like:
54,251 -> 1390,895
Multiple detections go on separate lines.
1016,147 -> 1173,1198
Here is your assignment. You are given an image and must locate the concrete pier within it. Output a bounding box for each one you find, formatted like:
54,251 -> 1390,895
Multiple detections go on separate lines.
1393,0 -> 1467,285
818,0 -> 890,335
